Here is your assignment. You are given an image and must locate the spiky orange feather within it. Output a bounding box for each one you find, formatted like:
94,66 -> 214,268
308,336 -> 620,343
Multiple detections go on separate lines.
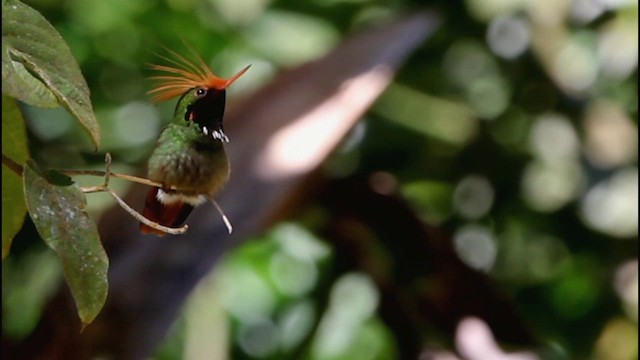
147,46 -> 251,102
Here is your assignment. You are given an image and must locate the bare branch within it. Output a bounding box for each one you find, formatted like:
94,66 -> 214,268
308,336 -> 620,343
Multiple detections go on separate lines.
103,153 -> 112,187
61,169 -> 165,188
104,188 -> 188,235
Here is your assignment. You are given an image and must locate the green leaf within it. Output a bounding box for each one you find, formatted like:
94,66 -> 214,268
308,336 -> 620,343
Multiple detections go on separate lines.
2,95 -> 29,259
1,0 -> 101,149
23,160 -> 108,325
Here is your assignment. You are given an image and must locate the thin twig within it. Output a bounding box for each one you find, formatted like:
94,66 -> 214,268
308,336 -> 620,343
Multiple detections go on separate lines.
61,169 -> 165,188
103,153 -> 112,187
79,161 -> 188,235
2,154 -> 24,175
81,185 -> 106,193
4,151 -> 188,235
104,188 -> 188,235
60,169 -> 197,193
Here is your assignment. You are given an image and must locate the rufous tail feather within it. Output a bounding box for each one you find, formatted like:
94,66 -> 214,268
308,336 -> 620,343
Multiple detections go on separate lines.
140,187 -> 194,236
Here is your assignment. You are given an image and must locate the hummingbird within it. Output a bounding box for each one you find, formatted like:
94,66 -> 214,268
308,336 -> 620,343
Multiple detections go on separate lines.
140,48 -> 250,236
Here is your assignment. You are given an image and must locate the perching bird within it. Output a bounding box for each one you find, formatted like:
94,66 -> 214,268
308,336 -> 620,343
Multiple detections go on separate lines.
140,48 -> 249,236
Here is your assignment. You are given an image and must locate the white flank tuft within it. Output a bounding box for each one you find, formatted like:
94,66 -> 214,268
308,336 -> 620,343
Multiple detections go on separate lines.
156,189 -> 207,206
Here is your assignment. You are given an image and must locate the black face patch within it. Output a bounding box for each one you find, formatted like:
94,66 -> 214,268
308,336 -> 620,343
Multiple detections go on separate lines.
184,88 -> 226,131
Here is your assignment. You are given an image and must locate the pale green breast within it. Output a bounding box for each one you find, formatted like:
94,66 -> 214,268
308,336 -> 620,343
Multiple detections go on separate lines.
147,123 -> 230,197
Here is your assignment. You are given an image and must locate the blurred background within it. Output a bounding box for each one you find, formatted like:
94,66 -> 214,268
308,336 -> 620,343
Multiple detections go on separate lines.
2,0 -> 637,359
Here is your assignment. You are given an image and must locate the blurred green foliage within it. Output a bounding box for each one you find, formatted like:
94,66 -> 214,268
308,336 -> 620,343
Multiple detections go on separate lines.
3,0 -> 637,359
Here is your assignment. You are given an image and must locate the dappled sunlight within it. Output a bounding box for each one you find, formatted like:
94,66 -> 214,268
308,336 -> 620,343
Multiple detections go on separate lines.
521,113 -> 586,211
453,224 -> 498,272
442,40 -> 510,119
402,180 -> 455,225
453,175 -> 495,220
597,14 -> 638,79
237,318 -> 279,357
206,0 -> 270,25
269,252 -> 318,297
529,114 -> 580,163
310,273 -> 382,359
178,223 -> 394,359
486,15 -> 530,59
455,317 -> 538,360
521,160 -> 583,212
580,167 -> 638,237
551,40 -> 599,94
374,83 -> 477,143
594,317 -> 639,360
584,100 -> 638,169
492,222 -> 571,284
217,263 -> 278,323
528,0 -> 637,96
255,65 -> 393,180
278,300 -> 316,351
113,101 -> 161,146
614,260 -> 639,321
243,10 -> 340,66
23,106 -> 74,142
2,249 -> 63,340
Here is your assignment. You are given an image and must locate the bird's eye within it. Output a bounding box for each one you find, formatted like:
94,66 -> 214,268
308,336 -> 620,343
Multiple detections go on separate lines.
195,88 -> 207,97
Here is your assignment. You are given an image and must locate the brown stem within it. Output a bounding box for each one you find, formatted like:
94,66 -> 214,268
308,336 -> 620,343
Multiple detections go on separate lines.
2,153 -> 24,175
62,169 -> 165,188
105,188 -> 189,235
80,184 -> 188,235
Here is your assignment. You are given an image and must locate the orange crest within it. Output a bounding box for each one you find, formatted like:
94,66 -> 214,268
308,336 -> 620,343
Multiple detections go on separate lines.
147,47 -> 250,102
